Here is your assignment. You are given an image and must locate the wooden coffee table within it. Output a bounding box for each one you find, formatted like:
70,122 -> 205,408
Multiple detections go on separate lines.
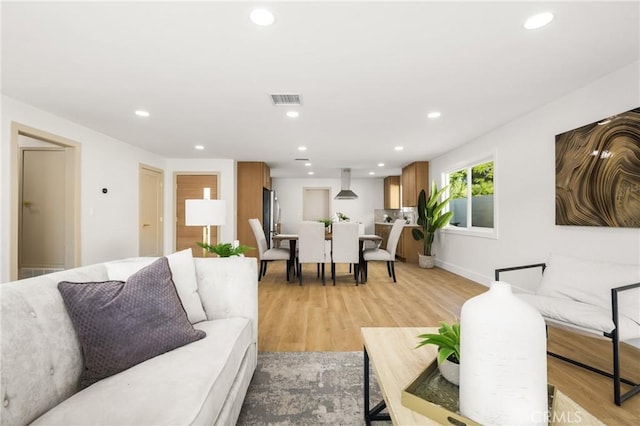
361,327 -> 604,426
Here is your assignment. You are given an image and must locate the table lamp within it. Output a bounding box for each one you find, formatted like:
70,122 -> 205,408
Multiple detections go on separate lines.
185,199 -> 226,252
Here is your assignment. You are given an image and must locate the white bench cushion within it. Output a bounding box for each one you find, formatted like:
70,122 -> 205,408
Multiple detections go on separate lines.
32,318 -> 253,425
518,294 -> 640,342
537,253 -> 640,324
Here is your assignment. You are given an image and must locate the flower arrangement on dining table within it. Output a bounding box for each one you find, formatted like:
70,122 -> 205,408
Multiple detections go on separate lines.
336,212 -> 350,221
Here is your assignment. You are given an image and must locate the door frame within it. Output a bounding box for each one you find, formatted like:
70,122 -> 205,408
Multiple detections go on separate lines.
11,122 -> 81,280
173,172 -> 221,253
139,163 -> 164,256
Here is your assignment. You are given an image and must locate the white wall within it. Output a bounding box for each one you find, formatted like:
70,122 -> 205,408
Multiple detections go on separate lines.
163,159 -> 236,252
1,97 -> 241,283
429,61 -> 640,285
272,177 -> 383,235
0,96 -> 168,281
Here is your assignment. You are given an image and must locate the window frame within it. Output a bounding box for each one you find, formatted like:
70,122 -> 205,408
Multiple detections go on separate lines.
442,156 -> 498,240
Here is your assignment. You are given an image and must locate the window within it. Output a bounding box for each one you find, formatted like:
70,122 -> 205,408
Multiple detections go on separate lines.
446,160 -> 495,232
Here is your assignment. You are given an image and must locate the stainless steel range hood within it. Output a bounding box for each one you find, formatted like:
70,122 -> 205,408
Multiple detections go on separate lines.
334,168 -> 358,199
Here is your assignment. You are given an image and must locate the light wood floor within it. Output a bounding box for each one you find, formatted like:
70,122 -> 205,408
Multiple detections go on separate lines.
257,261 -> 640,425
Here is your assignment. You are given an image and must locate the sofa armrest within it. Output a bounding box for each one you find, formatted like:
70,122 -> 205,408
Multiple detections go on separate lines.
193,257 -> 258,344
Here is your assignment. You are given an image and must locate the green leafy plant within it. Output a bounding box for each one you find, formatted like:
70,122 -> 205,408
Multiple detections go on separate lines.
197,242 -> 252,257
416,321 -> 460,365
317,218 -> 333,228
412,181 -> 454,256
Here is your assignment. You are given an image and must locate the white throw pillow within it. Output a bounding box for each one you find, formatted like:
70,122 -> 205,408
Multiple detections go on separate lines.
105,250 -> 207,324
537,253 -> 640,324
166,249 -> 207,324
105,257 -> 156,281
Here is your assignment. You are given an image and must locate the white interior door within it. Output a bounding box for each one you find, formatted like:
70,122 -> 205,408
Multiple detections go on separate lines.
139,165 -> 164,256
20,149 -> 66,270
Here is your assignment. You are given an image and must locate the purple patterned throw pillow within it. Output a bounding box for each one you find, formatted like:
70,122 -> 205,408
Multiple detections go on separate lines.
58,257 -> 206,389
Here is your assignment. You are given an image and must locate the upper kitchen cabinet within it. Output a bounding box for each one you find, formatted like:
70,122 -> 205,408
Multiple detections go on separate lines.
401,161 -> 429,207
383,176 -> 400,209
237,161 -> 271,258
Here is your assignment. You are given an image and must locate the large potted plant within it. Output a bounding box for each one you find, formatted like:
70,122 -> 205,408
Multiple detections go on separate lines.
412,181 -> 453,268
416,321 -> 460,385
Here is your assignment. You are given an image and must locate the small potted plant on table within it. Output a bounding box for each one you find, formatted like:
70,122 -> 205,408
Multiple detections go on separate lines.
416,321 -> 460,385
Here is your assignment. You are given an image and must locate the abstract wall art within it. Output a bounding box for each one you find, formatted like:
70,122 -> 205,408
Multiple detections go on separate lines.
556,107 -> 640,227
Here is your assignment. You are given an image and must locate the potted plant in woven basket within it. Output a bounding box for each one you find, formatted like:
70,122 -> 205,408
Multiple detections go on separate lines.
416,321 -> 460,385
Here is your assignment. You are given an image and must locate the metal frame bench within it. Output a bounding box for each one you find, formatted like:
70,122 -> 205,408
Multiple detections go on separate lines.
495,262 -> 640,406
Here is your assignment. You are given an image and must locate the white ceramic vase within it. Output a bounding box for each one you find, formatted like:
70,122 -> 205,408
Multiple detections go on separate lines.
459,281 -> 548,426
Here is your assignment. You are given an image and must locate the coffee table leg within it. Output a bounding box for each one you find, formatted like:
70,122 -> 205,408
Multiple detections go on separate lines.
364,346 -> 390,424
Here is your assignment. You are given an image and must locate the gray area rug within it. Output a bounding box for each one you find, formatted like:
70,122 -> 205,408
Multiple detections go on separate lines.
237,351 -> 391,425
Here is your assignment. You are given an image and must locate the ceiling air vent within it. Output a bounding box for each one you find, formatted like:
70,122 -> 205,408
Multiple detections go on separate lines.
271,94 -> 301,105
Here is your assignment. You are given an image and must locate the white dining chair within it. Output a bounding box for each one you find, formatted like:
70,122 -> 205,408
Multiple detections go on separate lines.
297,221 -> 327,285
363,219 -> 404,283
248,218 -> 291,281
330,222 -> 360,285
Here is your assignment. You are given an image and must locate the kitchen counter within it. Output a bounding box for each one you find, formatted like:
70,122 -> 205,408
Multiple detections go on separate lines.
374,222 -> 418,227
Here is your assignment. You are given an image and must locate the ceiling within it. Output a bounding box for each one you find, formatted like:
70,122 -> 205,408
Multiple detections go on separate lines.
2,1 -> 638,178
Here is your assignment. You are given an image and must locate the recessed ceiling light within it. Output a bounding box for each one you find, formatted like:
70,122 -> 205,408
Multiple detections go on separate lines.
394,146 -> 404,151
524,12 -> 554,30
194,145 -> 205,150
378,163 -> 385,167
250,9 -> 275,26
427,111 -> 442,119
305,162 -> 312,167
135,110 -> 150,117
286,111 -> 299,118
369,172 -> 375,176
298,146 -> 307,151
308,171 -> 314,175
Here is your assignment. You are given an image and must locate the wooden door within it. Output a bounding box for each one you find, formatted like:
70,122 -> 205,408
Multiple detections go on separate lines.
139,165 -> 164,256
175,174 -> 218,257
20,149 -> 66,270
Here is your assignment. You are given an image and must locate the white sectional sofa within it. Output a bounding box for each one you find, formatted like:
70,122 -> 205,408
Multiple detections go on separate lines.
0,254 -> 258,425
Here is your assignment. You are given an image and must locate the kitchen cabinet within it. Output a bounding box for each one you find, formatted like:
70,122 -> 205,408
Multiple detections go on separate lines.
375,224 -> 391,250
237,161 -> 271,258
383,176 -> 400,209
398,226 -> 423,264
401,161 -> 429,207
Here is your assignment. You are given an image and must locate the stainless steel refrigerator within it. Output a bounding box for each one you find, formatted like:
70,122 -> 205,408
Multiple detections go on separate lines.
262,188 -> 280,248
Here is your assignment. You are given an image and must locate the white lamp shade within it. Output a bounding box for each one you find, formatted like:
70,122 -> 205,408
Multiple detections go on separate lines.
185,199 -> 226,226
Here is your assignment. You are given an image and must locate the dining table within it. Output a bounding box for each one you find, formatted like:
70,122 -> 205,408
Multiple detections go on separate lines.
272,233 -> 383,284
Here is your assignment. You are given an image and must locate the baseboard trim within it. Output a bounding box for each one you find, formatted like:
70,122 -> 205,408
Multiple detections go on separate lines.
435,259 -> 491,287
